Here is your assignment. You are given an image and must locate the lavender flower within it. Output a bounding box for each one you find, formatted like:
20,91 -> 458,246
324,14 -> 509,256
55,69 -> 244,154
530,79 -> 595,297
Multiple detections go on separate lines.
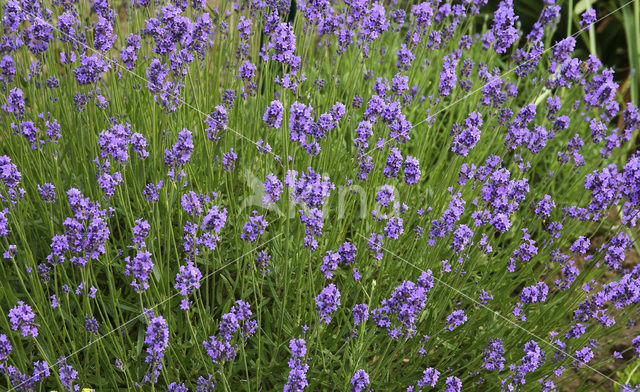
205,105 -> 227,141
264,99 -> 284,128
384,148 -> 403,178
299,208 -> 324,250
482,339 -> 505,371
321,250 -> 341,279
58,357 -> 79,391
203,337 -> 235,364
222,148 -> 238,172
144,316 -> 169,384
196,374 -> 216,392
121,34 -> 141,70
261,22 -> 300,70
599,232 -> 632,270
451,224 -> 473,253
203,300 -> 256,364
143,181 -> 163,203
0,334 -> 12,361
2,87 -> 24,118
580,9 -> 597,30
350,369 -> 370,392
165,129 -> 194,182
439,52 -> 459,97
353,304 -> 369,326
73,54 -> 108,85
396,44 -> 415,71
451,111 -> 482,156
167,382 -> 188,392
338,242 -> 357,265
371,271 -> 433,338
284,338 -> 309,392
521,282 -> 548,304
85,315 -> 99,333
533,195 -> 555,219
445,309 -> 467,331
0,209 -> 9,237
237,16 -> 253,40
8,301 -> 38,337
263,174 -> 283,206
444,376 -> 462,392
366,232 -> 383,260
384,217 -> 404,239
174,262 -> 202,301
416,367 -> 440,388
491,0 -> 519,54
254,250 -> 271,274
404,156 -> 421,185
633,336 -> 640,357
315,284 -> 341,323
241,211 -> 268,242
287,168 -> 335,208
376,185 -> 395,208
37,183 -> 55,203
94,16 -> 116,51
0,55 -> 16,84
125,250 -> 154,292
354,121 -> 373,149
198,205 -> 227,238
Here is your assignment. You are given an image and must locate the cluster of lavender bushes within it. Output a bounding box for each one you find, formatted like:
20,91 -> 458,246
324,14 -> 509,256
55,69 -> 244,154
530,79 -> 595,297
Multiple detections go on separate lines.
0,0 -> 639,390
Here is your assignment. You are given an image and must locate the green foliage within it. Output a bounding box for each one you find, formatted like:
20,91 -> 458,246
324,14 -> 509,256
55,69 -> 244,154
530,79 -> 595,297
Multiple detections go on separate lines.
0,0 -> 639,391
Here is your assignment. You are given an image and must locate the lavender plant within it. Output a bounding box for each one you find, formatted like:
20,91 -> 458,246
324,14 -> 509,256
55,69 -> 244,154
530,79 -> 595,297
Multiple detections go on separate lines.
0,0 -> 639,390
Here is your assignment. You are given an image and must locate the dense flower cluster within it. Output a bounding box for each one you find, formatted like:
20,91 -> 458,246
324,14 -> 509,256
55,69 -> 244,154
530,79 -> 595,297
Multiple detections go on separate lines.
371,271 -> 434,339
143,315 -> 169,384
483,339 -> 505,371
203,300 -> 257,364
320,241 -> 358,279
174,263 -> 202,310
57,357 -> 79,391
8,301 -> 37,338
241,211 -> 268,242
0,155 -> 24,205
45,189 -> 112,272
288,101 -> 346,156
284,338 -> 309,392
263,174 -> 284,206
164,128 -> 194,182
315,284 -> 341,324
1,0 -> 640,390
350,369 -> 370,392
125,218 -> 154,292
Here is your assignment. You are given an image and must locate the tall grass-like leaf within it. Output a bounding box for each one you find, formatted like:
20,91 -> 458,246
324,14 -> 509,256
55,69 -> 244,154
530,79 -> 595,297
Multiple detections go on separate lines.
620,0 -> 640,103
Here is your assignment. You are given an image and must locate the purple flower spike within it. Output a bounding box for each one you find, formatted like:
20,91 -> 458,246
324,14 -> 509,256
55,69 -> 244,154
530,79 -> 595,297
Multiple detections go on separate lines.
143,316 -> 169,384
263,99 -> 284,128
350,369 -> 370,392
241,211 -> 268,243
0,334 -> 12,361
483,339 -> 505,371
165,129 -> 194,182
580,9 -> 596,30
445,309 -> 467,331
8,301 -> 38,337
315,284 -> 341,324
284,338 -> 309,392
